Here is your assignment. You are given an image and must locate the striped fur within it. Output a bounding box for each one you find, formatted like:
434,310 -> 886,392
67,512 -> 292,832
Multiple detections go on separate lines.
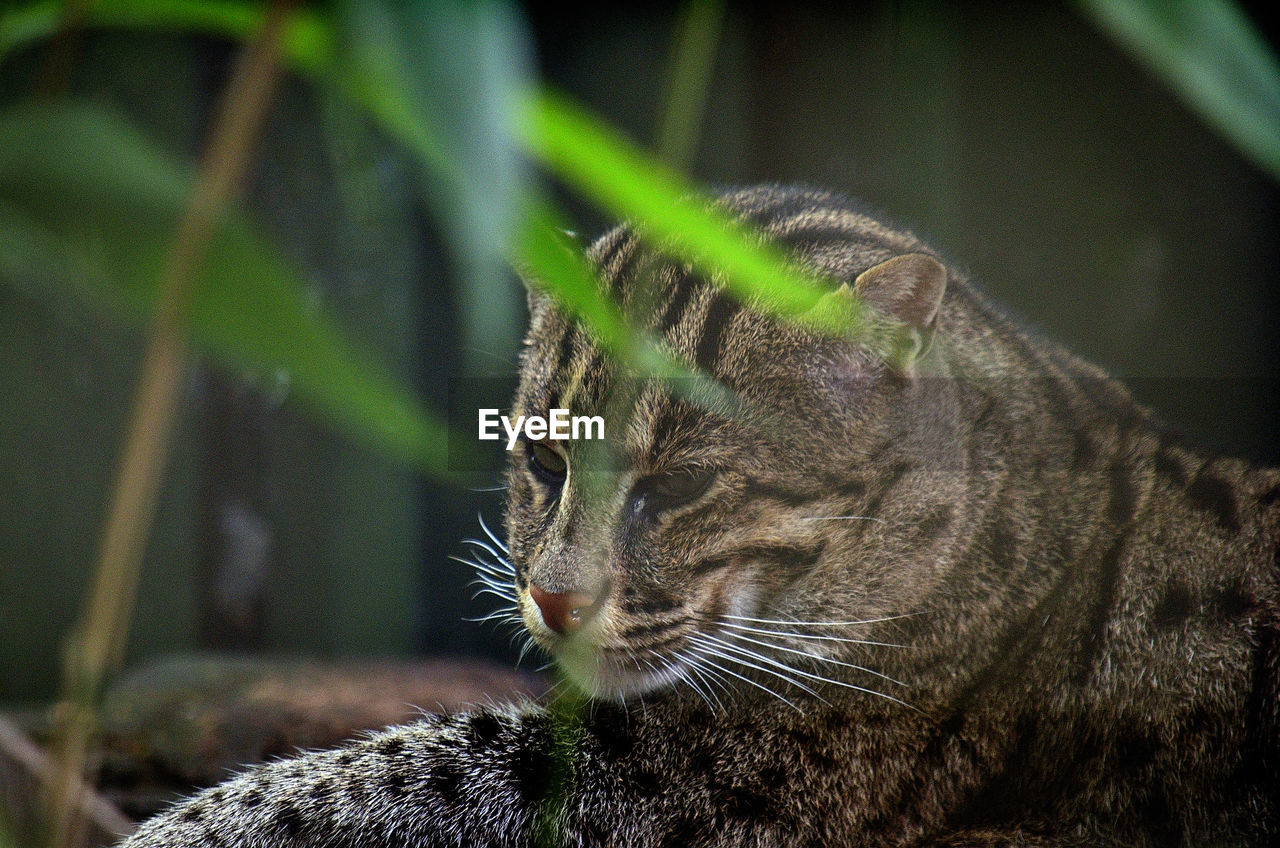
124,186 -> 1279,846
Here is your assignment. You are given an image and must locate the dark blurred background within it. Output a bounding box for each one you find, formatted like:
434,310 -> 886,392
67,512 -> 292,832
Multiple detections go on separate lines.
1,0 -> 1277,706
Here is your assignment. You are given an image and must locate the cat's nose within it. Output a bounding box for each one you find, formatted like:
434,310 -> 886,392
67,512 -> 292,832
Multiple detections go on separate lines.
529,584 -> 602,635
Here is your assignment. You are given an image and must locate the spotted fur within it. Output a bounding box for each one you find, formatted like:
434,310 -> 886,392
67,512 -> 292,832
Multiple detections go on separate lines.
123,186 -> 1280,846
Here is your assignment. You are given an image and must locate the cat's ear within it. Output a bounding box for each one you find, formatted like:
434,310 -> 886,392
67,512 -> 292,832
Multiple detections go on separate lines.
854,253 -> 947,375
854,253 -> 946,329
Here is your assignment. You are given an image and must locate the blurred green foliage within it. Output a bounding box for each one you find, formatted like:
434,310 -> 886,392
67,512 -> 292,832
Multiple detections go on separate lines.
0,102 -> 452,474
1079,0 -> 1280,183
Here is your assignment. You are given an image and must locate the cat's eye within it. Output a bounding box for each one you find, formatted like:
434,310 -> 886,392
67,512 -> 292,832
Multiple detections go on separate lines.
527,441 -> 567,486
644,468 -> 716,509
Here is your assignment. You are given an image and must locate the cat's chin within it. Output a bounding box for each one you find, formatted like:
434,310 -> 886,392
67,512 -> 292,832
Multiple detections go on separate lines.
552,644 -> 685,702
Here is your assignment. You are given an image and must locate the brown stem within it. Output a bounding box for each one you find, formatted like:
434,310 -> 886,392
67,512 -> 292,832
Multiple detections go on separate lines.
43,4 -> 295,846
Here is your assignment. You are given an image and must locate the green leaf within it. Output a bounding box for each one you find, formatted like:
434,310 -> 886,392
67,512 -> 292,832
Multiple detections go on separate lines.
655,0 -> 726,169
1079,0 -> 1280,182
2,0 -> 870,360
521,88 -> 867,337
516,200 -> 744,417
335,0 -> 533,374
0,1 -> 334,75
0,102 -> 463,477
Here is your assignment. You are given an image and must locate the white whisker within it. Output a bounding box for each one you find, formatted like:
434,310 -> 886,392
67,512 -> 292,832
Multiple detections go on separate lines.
463,608 -> 520,625
671,650 -> 727,712
677,665 -> 719,712
469,586 -> 519,605
451,555 -> 516,583
466,570 -> 516,591
717,627 -> 907,687
477,514 -> 509,553
464,568 -> 512,588
471,584 -> 517,604
456,519 -> 526,663
542,677 -> 570,700
458,539 -> 513,566
690,634 -> 825,703
701,633 -> 916,710
452,550 -> 515,577
799,515 -> 886,523
655,650 -> 705,709
515,635 -> 540,668
686,641 -> 804,712
719,621 -> 908,649
697,634 -> 831,700
722,612 -> 921,627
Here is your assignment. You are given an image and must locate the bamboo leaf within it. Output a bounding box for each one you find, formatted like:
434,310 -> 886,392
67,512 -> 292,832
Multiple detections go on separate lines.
335,0 -> 532,373
1079,0 -> 1280,182
1,2 -> 868,341
0,102 -> 462,476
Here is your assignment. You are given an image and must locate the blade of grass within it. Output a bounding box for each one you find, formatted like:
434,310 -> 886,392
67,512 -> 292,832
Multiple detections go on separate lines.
516,199 -> 753,421
654,0 -> 725,170
1079,0 -> 1280,182
42,7 -> 291,845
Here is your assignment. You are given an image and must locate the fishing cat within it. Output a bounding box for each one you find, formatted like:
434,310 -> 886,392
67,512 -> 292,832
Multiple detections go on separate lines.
122,186 -> 1280,846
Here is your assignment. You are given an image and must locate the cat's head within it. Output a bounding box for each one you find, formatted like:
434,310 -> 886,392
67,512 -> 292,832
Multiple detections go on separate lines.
504,186 -> 959,703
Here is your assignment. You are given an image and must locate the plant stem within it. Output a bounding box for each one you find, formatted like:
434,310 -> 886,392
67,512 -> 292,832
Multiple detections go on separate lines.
43,4 -> 293,846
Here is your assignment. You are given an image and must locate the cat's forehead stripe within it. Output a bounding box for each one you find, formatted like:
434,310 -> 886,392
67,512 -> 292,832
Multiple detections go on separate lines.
588,226 -> 643,308
693,290 -> 739,376
655,267 -> 698,335
606,237 -> 641,305
646,395 -> 686,461
550,320 -> 578,389
768,206 -> 879,239
556,325 -> 595,414
590,226 -> 628,273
